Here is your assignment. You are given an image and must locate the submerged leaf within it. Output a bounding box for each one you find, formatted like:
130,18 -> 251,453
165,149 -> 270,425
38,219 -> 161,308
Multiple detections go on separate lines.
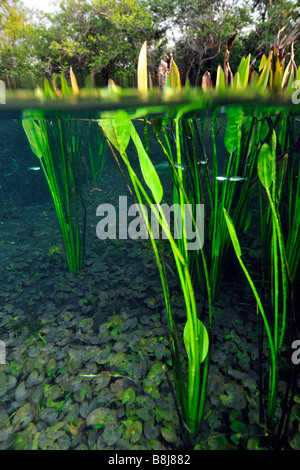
130,123 -> 163,204
183,318 -> 209,364
161,422 -> 178,443
151,117 -> 163,137
22,119 -> 47,159
122,387 -> 136,405
220,382 -> 247,409
124,419 -> 143,443
224,107 -> 244,153
99,110 -> 131,154
223,208 -> 242,257
257,143 -> 272,189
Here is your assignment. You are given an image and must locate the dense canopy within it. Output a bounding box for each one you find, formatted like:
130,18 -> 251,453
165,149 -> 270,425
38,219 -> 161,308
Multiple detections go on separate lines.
0,0 -> 299,87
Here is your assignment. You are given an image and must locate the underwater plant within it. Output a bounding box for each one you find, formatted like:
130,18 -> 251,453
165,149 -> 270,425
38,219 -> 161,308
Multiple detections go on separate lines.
13,24 -> 300,448
98,108 -> 210,442
80,119 -> 108,183
224,125 -> 300,447
97,34 -> 300,447
22,74 -> 87,274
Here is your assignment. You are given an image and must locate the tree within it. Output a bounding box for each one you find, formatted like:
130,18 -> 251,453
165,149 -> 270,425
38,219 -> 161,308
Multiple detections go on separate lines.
241,0 -> 300,69
0,0 -> 36,86
0,0 -> 298,87
142,0 -> 252,85
42,0 -> 160,85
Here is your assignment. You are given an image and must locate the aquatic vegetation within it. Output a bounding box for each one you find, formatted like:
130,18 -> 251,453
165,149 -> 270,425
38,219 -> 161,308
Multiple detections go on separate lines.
21,73 -> 109,273
96,35 -> 299,447
22,85 -> 87,274
2,25 -> 299,450
98,109 -> 210,443
224,128 -> 299,447
11,318 -> 43,337
80,119 -> 108,183
22,118 -> 86,274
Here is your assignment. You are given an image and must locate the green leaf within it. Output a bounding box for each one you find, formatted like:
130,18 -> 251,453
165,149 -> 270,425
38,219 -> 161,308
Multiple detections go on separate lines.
281,58 -> 294,89
98,110 -> 131,154
216,65 -> 226,92
223,208 -> 242,257
147,362 -> 164,379
259,54 -> 267,71
260,119 -> 269,140
124,420 -> 143,444
246,126 -> 256,158
22,119 -> 47,159
270,52 -> 282,91
183,318 -> 209,364
161,422 -> 178,443
43,78 -> 56,99
166,58 -> 181,90
237,54 -> 250,88
224,107 -> 244,154
212,222 -> 221,258
130,123 -> 163,204
61,75 -> 72,96
276,153 -> 288,197
233,71 -> 241,90
256,54 -> 271,92
230,421 -> 249,435
122,387 -> 135,405
257,143 -> 272,189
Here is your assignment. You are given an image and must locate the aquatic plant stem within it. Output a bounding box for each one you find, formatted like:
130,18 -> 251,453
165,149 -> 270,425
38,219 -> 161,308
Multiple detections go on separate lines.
223,207 -> 277,433
22,117 -> 85,273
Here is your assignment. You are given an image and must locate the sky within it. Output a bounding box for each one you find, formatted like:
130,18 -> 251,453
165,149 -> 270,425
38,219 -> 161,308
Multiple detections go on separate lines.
22,0 -> 58,13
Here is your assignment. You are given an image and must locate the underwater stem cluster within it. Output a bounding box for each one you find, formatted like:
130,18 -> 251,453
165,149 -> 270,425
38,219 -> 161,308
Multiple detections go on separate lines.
20,28 -> 300,448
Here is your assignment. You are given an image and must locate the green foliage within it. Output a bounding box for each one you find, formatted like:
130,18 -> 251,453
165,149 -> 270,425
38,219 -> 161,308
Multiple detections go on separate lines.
37,0 -> 156,82
1,0 -> 298,87
0,0 -> 36,83
183,318 -> 209,364
22,112 -> 87,274
130,122 -> 163,204
223,209 -> 242,258
257,143 -> 273,189
224,122 -> 298,445
12,32 -> 300,450
99,111 -> 132,154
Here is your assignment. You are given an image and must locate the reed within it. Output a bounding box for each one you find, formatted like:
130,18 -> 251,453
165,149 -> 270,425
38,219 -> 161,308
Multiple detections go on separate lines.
224,125 -> 299,445
22,77 -> 87,274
